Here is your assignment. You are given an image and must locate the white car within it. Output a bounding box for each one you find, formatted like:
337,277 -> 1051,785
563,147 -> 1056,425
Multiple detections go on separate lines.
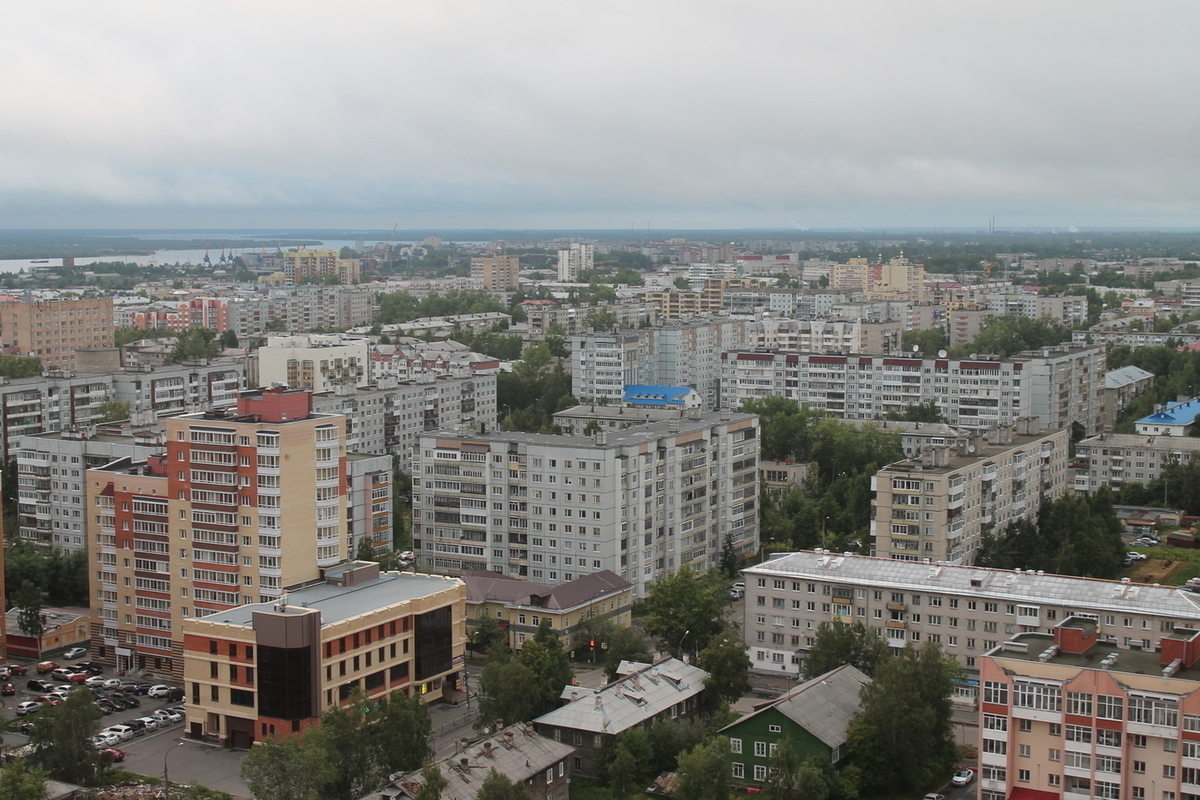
952,768 -> 976,786
135,716 -> 161,731
102,725 -> 135,742
63,647 -> 88,660
399,550 -> 416,561
86,676 -> 120,688
147,684 -> 173,698
92,732 -> 121,749
15,701 -> 43,716
153,708 -> 182,724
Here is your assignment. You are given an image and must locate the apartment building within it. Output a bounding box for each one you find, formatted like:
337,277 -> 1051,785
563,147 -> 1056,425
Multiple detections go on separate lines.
979,618 -> 1200,800
15,419 -> 164,552
745,318 -> 903,355
411,411 -> 761,599
719,347 -> 1103,433
311,371 -> 497,471
258,334 -> 373,392
740,550 -> 1200,677
0,372 -> 113,460
1074,433 -> 1200,494
520,299 -> 657,339
1020,344 -> 1106,436
471,255 -> 522,292
870,420 -> 1069,564
949,306 -> 993,346
1100,366 -> 1156,432
83,389 -> 382,681
571,319 -> 752,410
985,292 -> 1089,327
111,361 -> 245,417
280,248 -> 361,285
557,243 -> 594,282
181,562 -> 465,747
1072,329 -> 1200,350
0,296 -> 114,370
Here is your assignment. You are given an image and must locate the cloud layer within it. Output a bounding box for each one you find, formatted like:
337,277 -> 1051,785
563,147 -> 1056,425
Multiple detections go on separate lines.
3,1 -> 1198,228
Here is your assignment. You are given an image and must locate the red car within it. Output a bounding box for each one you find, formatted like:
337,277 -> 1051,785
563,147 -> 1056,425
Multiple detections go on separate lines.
8,664 -> 28,676
100,747 -> 125,762
69,672 -> 90,683
1,683 -> 14,696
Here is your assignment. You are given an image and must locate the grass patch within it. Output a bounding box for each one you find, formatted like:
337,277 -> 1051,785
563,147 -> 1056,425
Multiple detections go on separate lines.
1125,546 -> 1200,585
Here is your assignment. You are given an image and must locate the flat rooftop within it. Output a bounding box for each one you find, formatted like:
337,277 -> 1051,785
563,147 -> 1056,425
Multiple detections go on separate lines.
881,430 -> 1059,475
992,632 -> 1200,682
200,571 -> 462,629
432,411 -> 756,449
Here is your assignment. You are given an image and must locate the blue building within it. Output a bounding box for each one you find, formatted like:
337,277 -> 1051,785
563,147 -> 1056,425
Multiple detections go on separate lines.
622,385 -> 700,409
1136,397 -> 1200,437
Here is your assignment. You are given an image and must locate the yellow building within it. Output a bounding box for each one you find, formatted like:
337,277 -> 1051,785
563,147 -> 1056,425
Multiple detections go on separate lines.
0,297 -> 114,371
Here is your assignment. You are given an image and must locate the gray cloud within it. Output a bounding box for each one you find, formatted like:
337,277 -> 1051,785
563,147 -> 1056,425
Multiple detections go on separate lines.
2,1 -> 1199,228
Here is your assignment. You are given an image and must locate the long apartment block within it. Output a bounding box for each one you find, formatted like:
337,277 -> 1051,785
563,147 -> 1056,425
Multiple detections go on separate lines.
871,419 -> 1069,564
719,344 -> 1104,433
84,389 -> 389,681
412,411 -> 761,599
1074,433 -> 1200,494
741,550 -> 1200,678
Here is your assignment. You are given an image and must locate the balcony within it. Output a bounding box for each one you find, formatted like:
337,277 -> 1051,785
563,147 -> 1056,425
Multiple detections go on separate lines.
884,619 -> 907,630
886,602 -> 907,612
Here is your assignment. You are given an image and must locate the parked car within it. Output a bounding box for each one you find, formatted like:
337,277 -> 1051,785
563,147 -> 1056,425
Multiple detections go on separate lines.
96,700 -> 116,714
153,708 -> 182,723
399,550 -> 415,561
1,683 -> 15,696
63,647 -> 88,660
125,718 -> 148,736
36,661 -> 59,674
34,694 -> 62,706
728,587 -> 744,599
8,664 -> 29,675
114,692 -> 140,708
168,705 -> 187,718
0,666 -> 9,679
147,684 -> 173,698
952,768 -> 976,786
134,716 -> 161,731
102,725 -> 134,742
166,687 -> 185,702
74,662 -> 104,675
16,701 -> 43,716
106,695 -> 130,711
86,676 -> 120,689
27,679 -> 54,692
100,747 -> 125,763
924,794 -> 946,800
92,731 -> 121,748
51,667 -> 78,681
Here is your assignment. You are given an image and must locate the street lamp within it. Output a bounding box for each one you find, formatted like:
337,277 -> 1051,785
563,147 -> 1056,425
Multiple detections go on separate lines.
676,629 -> 690,662
162,739 -> 184,800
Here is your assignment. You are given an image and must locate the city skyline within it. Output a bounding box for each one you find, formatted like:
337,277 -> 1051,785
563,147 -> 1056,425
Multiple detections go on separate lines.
4,2 -> 1198,230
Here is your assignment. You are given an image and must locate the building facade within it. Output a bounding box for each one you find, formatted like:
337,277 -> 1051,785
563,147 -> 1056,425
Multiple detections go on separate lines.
0,296 -> 114,370
1074,433 -> 1200,494
412,411 -> 761,599
471,255 -> 522,292
870,420 -> 1069,564
181,562 -> 466,747
557,243 -> 594,282
258,334 -> 373,392
739,551 -> 1200,677
84,389 -> 387,681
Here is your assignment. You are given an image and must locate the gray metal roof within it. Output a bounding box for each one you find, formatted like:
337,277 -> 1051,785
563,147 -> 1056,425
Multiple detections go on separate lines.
720,664 -> 869,750
203,571 -> 463,628
535,658 -> 708,735
369,724 -> 575,800
1077,433 -> 1200,452
1105,365 -> 1155,389
746,551 -> 1200,620
426,411 -> 757,449
464,570 -> 632,611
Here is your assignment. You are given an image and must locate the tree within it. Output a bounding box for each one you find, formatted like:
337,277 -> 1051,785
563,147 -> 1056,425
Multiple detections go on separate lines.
476,651 -> 544,727
370,691 -> 433,777
415,764 -> 449,800
240,735 -> 333,800
801,622 -> 890,680
27,686 -> 103,784
265,316 -> 287,332
674,738 -> 730,800
94,398 -> 131,423
219,329 -> 240,349
884,400 -> 943,423
584,307 -> 619,332
698,628 -> 751,706
600,625 -> 654,680
15,581 -> 45,645
355,537 -> 377,561
0,354 -> 43,379
0,759 -> 48,800
599,726 -> 656,786
719,533 -> 740,579
641,565 -> 729,660
607,743 -> 640,800
645,716 -> 720,778
847,641 -> 961,795
476,768 -> 532,800
469,612 -> 508,653
170,327 -> 221,363
45,548 -> 89,606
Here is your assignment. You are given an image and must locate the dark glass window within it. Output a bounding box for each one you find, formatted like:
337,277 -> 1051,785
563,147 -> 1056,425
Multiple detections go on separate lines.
258,644 -> 313,720
230,689 -> 254,707
365,670 -> 385,692
415,605 -> 452,681
389,662 -> 409,682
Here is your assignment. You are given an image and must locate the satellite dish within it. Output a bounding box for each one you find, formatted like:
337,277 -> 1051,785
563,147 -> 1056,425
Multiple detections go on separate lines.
912,345 -> 919,352
967,445 -> 976,454
938,349 -> 947,358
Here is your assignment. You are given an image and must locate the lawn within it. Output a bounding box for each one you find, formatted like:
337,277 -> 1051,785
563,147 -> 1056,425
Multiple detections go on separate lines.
1125,546 -> 1200,585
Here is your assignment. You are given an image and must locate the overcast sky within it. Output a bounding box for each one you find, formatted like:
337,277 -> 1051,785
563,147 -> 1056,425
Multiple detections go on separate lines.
3,1 -> 1199,231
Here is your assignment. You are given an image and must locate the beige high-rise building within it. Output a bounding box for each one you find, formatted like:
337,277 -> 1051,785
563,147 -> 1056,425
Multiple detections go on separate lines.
84,388 -> 387,681
471,255 -> 522,292
0,297 -> 114,370
557,243 -> 594,281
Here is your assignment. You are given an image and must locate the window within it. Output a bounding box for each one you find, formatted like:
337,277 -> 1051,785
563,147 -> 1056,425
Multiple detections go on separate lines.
1164,765 -> 1176,779
732,763 -> 744,779
754,741 -> 767,757
1018,770 -> 1030,783
1019,744 -> 1031,757
1097,695 -> 1123,720
754,765 -> 767,782
1019,719 -> 1032,732
730,738 -> 742,754
1095,755 -> 1122,774
1013,681 -> 1061,711
1095,781 -> 1120,800
1097,730 -> 1121,748
983,681 -> 1008,705
982,739 -> 1007,755
1128,695 -> 1178,727
1066,725 -> 1092,743
1067,691 -> 1093,716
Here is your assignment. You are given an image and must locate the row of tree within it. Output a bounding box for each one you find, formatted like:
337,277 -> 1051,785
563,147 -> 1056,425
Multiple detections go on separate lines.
974,488 -> 1127,577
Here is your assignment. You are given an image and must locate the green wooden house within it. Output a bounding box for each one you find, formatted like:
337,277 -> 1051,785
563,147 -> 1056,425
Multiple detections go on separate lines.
719,664 -> 869,785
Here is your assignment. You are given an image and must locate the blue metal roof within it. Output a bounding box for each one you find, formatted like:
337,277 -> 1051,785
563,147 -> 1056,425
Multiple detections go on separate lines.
622,385 -> 692,406
1137,397 -> 1200,427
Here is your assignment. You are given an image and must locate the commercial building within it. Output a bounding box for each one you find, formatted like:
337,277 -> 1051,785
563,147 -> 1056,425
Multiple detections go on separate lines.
739,550 -> 1200,677
870,419 -> 1069,564
719,664 -> 867,785
463,569 -> 634,651
978,617 -> 1200,800
1073,433 -> 1200,494
258,333 -> 373,392
533,658 -> 707,779
0,296 -> 114,371
412,411 -> 761,599
557,243 -> 594,282
181,561 -> 466,747
84,389 -> 387,681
